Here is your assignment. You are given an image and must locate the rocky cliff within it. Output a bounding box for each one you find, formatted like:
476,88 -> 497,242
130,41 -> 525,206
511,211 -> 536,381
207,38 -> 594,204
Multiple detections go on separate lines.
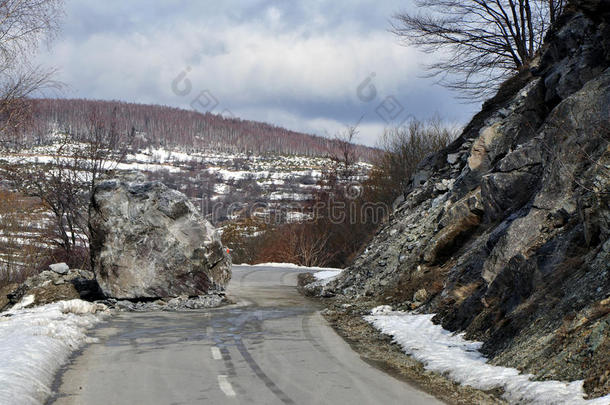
321,1 -> 610,398
90,179 -> 231,299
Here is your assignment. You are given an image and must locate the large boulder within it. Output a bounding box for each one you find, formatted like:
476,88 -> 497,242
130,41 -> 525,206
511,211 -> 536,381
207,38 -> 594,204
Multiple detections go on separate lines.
89,179 -> 231,299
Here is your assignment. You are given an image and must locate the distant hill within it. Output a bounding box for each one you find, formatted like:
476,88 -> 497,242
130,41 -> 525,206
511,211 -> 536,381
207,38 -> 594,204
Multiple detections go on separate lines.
22,98 -> 378,160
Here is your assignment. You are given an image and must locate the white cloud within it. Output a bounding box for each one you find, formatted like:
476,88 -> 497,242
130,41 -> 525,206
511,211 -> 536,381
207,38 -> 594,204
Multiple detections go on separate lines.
44,20 -> 420,100
35,0 -> 477,146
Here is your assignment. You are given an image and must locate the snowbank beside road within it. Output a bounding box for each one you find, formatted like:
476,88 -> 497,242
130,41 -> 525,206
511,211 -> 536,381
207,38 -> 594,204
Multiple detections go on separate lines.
312,269 -> 343,284
235,263 -> 344,293
366,309 -> 610,405
236,262 -> 342,272
0,299 -> 107,405
236,263 -> 344,287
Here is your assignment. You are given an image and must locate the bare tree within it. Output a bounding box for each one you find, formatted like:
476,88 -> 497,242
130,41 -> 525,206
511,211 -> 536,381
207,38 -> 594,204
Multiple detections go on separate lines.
18,98 -> 381,161
391,0 -> 566,99
547,0 -> 566,24
0,0 -> 64,142
326,124 -> 361,181
252,222 -> 336,267
289,226 -> 334,267
79,108 -> 134,192
1,110 -> 132,268
366,118 -> 459,206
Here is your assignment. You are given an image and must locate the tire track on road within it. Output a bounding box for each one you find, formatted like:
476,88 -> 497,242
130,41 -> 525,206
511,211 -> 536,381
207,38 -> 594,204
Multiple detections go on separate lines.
234,335 -> 295,404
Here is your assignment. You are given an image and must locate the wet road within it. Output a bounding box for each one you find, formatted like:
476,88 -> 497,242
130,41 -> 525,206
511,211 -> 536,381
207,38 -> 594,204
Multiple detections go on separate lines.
49,265 -> 443,405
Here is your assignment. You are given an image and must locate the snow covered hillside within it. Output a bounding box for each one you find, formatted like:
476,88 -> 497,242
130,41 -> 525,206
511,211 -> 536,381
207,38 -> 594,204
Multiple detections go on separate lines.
0,138 -> 371,273
0,140 -> 371,227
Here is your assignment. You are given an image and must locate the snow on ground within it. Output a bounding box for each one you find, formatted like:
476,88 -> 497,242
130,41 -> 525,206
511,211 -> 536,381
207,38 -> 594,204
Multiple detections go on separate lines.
114,161 -> 181,173
237,262 -> 342,273
312,269 -> 343,281
0,299 -> 108,405
285,211 -> 312,223
269,192 -> 312,201
235,263 -> 343,287
365,309 -> 610,405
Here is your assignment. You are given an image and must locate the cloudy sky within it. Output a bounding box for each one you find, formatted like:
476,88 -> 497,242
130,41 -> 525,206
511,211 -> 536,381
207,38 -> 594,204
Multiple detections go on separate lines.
36,0 -> 481,146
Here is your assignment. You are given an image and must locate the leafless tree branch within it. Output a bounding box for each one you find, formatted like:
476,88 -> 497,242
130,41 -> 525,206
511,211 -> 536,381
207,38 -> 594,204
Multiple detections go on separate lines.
391,0 -> 565,100
0,0 -> 64,143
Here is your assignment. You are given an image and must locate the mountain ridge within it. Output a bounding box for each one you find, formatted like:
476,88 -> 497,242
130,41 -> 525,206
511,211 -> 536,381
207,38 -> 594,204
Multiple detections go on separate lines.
19,98 -> 379,160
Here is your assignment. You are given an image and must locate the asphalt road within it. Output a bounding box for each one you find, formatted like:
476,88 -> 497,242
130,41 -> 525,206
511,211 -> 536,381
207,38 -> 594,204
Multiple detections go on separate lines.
49,265 -> 443,405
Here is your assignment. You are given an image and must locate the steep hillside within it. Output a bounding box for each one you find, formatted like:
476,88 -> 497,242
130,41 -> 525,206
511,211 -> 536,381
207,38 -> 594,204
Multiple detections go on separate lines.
18,98 -> 378,160
319,0 -> 609,398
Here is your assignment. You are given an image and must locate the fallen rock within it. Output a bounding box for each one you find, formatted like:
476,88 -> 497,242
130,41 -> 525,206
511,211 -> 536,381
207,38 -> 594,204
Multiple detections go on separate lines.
90,179 -> 232,299
413,288 -> 429,303
447,153 -> 460,165
0,268 -> 104,311
6,284 -> 28,307
0,283 -> 19,311
29,284 -> 80,306
102,294 -> 228,312
49,262 -> 70,275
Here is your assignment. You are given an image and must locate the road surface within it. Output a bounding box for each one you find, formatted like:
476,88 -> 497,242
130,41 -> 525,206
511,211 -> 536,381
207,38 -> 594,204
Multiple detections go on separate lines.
48,265 -> 443,405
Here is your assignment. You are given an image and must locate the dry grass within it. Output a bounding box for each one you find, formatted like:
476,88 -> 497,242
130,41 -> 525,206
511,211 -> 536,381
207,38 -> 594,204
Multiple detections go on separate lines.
0,189 -> 54,289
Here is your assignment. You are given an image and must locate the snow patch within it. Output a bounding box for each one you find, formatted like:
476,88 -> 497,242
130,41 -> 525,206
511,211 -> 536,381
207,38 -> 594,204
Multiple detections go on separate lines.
365,309 -> 610,405
313,270 -> 343,282
10,294 -> 35,311
0,300 -> 107,405
235,263 -> 344,286
236,262 -> 342,272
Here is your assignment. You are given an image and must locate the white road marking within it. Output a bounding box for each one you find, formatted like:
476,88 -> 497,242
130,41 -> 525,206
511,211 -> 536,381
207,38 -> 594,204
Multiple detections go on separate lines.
211,346 -> 222,360
218,375 -> 236,397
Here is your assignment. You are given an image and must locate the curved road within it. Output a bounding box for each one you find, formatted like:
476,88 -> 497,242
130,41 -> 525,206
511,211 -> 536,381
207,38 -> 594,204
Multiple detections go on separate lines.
49,265 -> 443,405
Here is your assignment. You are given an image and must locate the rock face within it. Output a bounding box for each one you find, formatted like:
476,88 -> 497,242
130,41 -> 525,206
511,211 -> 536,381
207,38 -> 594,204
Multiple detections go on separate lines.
320,1 -> 610,398
90,179 -> 231,299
